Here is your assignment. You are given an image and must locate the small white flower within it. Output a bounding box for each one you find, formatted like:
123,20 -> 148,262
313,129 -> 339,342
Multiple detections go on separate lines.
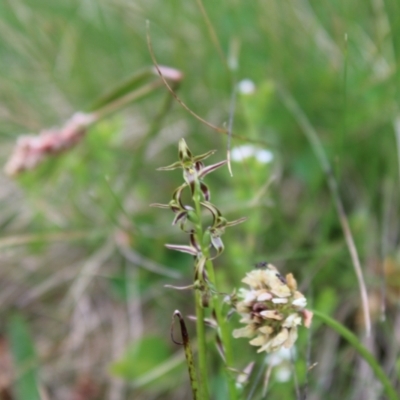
237,79 -> 256,94
255,149 -> 273,164
266,347 -> 292,366
275,366 -> 292,382
266,348 -> 294,383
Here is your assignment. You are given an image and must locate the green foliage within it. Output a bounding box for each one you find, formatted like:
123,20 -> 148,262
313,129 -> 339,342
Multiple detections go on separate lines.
7,314 -> 41,400
110,336 -> 169,378
109,335 -> 181,391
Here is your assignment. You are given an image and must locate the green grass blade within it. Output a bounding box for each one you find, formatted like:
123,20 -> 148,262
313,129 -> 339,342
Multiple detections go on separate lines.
312,309 -> 399,400
7,314 -> 41,400
87,67 -> 155,112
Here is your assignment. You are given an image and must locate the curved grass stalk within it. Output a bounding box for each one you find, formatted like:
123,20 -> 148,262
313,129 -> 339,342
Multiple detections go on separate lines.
312,309 -> 399,400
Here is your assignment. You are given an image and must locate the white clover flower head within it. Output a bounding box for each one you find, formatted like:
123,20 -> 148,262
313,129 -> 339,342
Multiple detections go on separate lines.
233,264 -> 313,353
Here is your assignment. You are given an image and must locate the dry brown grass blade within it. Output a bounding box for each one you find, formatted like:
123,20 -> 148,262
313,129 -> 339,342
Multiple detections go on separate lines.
146,21 -> 226,134
0,231 -> 90,249
147,21 -> 271,150
62,239 -> 115,311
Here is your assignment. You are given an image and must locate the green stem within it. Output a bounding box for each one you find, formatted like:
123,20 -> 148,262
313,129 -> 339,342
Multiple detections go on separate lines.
195,291 -> 209,400
192,181 -> 238,400
205,259 -> 238,400
312,309 -> 399,400
192,188 -> 210,400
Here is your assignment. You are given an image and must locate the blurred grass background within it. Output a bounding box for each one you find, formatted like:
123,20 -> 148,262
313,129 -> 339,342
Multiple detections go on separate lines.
0,0 -> 400,399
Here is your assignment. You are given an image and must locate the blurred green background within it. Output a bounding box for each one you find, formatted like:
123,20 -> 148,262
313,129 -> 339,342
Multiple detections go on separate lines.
0,0 -> 400,399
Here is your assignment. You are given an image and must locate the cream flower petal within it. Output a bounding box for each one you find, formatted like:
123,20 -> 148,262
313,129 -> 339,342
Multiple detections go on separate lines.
258,326 -> 274,335
238,288 -> 248,299
285,273 -> 297,291
293,291 -> 304,299
249,335 -> 267,346
257,342 -> 272,353
236,303 -> 250,313
270,328 -> 290,350
260,310 -> 283,320
272,298 -> 288,304
292,297 -> 307,308
257,292 -> 273,301
239,315 -> 253,324
283,313 -> 302,328
284,328 -> 298,349
233,325 -> 256,338
243,290 -> 257,303
270,285 -> 291,297
258,328 -> 289,353
242,270 -> 267,288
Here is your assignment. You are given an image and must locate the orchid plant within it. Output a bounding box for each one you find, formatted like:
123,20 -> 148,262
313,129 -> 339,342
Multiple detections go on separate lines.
152,139 -> 314,400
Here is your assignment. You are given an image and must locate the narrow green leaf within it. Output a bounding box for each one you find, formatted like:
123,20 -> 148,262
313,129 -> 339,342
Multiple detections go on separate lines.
7,314 -> 41,400
312,309 -> 399,400
87,67 -> 154,112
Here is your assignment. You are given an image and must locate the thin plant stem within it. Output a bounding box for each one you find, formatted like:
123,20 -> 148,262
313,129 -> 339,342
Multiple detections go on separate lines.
205,258 -> 238,400
146,21 -> 226,134
192,181 -> 238,400
312,309 -> 399,400
191,184 -> 210,400
195,290 -> 209,400
226,38 -> 240,177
